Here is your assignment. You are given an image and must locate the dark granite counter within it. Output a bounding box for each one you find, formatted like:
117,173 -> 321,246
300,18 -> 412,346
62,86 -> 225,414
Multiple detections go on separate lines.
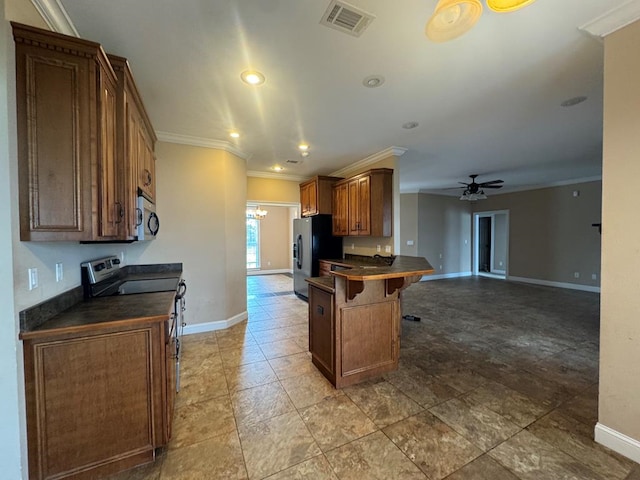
320,255 -> 434,281
20,263 -> 182,340
306,276 -> 335,293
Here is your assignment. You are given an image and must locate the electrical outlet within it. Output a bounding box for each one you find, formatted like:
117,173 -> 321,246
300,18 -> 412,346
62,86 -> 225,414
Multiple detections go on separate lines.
376,245 -> 381,252
574,272 -> 580,279
119,251 -> 125,264
267,261 -> 271,266
499,261 -> 503,267
439,253 -> 442,259
351,243 -> 355,250
439,265 -> 443,271
464,239 -> 468,245
592,273 -> 597,280
28,268 -> 38,290
385,245 -> 391,253
55,263 -> 63,282
406,240 -> 414,246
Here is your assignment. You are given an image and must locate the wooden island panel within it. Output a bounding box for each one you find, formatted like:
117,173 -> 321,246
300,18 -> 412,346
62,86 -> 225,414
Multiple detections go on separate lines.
307,255 -> 433,388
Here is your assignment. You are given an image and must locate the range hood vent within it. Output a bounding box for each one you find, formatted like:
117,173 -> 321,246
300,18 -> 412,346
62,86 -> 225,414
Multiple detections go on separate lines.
320,0 -> 375,37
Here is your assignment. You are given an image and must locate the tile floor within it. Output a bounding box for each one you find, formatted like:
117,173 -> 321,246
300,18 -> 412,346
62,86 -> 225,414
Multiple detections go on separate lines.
110,275 -> 640,480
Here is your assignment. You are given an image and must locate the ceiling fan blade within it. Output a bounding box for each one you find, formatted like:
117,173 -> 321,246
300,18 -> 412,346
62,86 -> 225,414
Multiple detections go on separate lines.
443,186 -> 466,190
479,179 -> 504,185
458,182 -> 470,186
482,185 -> 503,189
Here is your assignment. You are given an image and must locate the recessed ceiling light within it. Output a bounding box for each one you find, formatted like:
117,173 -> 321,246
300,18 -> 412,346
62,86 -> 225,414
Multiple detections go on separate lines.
301,151 -> 310,158
561,96 -> 588,107
241,70 -> 265,86
363,75 -> 385,88
402,121 -> 419,129
271,165 -> 284,172
298,144 -> 309,151
229,131 -> 240,138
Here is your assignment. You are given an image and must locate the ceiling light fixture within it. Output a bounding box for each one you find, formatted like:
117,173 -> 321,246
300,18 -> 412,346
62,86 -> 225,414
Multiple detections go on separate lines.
301,151 -> 310,158
363,75 -> 385,88
426,0 -> 535,42
229,131 -> 240,138
240,70 -> 265,85
298,144 -> 309,151
246,206 -> 268,220
271,165 -> 284,172
459,190 -> 487,201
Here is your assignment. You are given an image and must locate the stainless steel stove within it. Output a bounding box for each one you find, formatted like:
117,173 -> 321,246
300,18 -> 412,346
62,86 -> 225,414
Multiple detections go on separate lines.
81,256 -> 187,391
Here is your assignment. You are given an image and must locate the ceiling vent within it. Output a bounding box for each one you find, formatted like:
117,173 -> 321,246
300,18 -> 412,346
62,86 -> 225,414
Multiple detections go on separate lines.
320,0 -> 375,37
286,159 -> 301,164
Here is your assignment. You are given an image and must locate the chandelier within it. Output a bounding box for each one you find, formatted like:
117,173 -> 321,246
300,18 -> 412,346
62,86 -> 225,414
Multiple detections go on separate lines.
426,0 -> 536,43
459,190 -> 487,201
246,206 -> 268,220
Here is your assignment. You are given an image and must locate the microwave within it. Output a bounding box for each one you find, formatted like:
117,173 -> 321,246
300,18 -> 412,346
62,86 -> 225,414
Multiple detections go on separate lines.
137,195 -> 159,240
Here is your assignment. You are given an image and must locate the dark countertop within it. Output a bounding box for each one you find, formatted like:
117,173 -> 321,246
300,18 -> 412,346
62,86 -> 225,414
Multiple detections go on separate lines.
306,276 -> 335,293
318,255 -> 434,281
20,263 -> 182,340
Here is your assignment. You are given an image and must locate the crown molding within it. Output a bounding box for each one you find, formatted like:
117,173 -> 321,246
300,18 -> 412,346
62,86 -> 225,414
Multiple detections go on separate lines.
330,146 -> 407,178
579,0 -> 640,39
30,0 -> 79,36
156,131 -> 249,160
246,170 -> 307,182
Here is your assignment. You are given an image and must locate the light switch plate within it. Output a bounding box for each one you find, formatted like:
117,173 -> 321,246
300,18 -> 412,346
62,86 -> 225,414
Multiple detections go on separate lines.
56,263 -> 63,282
28,268 -> 38,290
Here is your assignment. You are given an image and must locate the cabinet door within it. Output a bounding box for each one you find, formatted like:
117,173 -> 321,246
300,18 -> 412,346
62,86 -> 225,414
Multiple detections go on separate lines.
300,181 -> 317,217
15,42 -> 93,241
332,183 -> 348,236
24,329 -> 157,479
348,180 -> 360,235
309,287 -> 335,380
124,96 -> 140,238
357,176 -> 371,236
137,128 -> 155,201
98,72 -> 120,238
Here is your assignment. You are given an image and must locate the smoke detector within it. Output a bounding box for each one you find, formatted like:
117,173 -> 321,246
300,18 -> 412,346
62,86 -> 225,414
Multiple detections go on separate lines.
320,0 -> 375,37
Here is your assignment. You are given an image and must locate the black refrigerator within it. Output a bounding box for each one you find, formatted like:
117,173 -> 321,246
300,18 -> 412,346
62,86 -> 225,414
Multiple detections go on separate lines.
293,215 -> 343,300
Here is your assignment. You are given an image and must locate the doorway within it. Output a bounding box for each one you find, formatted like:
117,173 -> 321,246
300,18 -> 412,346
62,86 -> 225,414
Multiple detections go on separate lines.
473,210 -> 509,279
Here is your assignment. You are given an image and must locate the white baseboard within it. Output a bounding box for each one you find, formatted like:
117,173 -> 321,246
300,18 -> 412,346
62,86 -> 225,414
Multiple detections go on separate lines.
421,271 -> 472,281
507,275 -> 601,293
247,269 -> 292,276
595,423 -> 640,463
492,269 -> 506,275
183,311 -> 248,335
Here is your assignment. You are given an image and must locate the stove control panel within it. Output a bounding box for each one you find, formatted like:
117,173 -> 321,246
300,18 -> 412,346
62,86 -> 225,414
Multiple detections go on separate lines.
81,255 -> 122,284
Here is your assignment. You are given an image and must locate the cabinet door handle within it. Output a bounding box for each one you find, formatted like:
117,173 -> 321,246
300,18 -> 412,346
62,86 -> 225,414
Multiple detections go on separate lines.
115,202 -> 124,224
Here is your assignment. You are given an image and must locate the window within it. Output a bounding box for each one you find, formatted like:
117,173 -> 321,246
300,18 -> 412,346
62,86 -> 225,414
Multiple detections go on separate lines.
246,217 -> 260,269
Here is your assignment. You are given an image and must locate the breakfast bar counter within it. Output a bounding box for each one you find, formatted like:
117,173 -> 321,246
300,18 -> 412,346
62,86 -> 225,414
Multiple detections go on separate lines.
305,255 -> 433,388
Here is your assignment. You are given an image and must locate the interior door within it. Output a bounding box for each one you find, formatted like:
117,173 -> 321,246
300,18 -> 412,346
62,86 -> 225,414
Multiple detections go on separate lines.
479,217 -> 491,272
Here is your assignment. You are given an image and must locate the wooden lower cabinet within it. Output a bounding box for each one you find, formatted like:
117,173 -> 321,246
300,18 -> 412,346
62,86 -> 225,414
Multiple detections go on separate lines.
308,278 -> 400,388
23,321 -> 173,480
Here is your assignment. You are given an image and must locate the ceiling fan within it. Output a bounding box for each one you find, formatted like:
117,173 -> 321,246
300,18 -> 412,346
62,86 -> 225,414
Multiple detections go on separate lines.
457,174 -> 504,200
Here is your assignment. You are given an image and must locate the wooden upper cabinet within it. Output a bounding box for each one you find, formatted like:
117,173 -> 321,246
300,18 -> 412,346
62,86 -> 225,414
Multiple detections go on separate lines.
300,176 -> 342,217
332,168 -> 393,237
98,71 -> 120,238
13,23 -> 115,241
108,55 -> 157,239
13,23 -> 156,242
332,182 -> 348,236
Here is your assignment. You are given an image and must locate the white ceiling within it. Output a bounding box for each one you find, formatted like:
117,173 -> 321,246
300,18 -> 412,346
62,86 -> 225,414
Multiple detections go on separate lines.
55,0 -> 636,194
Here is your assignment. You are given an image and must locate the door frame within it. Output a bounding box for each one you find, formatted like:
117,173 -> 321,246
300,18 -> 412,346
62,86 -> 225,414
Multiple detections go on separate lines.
473,209 -> 509,278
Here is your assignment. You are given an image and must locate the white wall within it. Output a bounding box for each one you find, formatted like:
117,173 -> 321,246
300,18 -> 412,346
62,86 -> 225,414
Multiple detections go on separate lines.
2,2 -> 27,475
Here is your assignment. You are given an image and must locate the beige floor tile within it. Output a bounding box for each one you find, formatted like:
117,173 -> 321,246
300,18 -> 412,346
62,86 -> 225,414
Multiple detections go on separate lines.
160,431 -> 248,479
268,352 -> 317,380
489,430 -> 607,480
344,378 -> 423,428
383,410 -> 482,480
231,381 -> 295,426
171,396 -> 236,449
429,396 -> 521,451
280,370 -> 342,409
224,360 -> 278,392
384,365 -> 458,408
238,411 -> 321,479
216,332 -> 257,350
527,410 -> 635,480
249,315 -> 306,333
325,431 -> 427,480
444,454 -> 520,480
176,365 -> 228,407
219,343 -> 266,368
300,394 -> 378,451
258,338 -> 305,359
465,380 -> 553,428
263,455 -> 338,479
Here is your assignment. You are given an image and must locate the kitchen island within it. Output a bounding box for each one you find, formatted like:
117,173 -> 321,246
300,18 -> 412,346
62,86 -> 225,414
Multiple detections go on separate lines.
305,255 -> 433,388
